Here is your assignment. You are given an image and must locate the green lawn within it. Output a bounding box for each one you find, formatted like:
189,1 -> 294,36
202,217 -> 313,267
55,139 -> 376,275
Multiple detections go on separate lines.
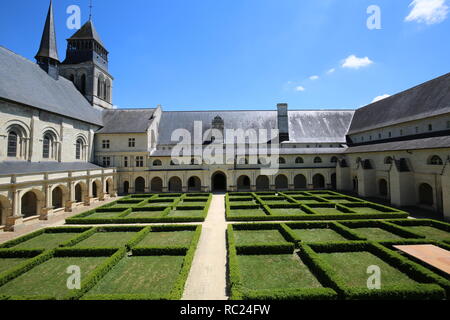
179,201 -> 206,206
126,211 -> 165,218
318,251 -> 419,288
229,201 -> 256,206
86,211 -> 125,219
292,228 -> 349,242
404,226 -> 450,241
238,254 -> 323,290
229,209 -> 267,217
269,208 -> 309,216
263,201 -> 292,205
85,255 -> 184,297
73,232 -> 138,248
135,231 -> 195,247
347,207 -> 387,214
0,258 -> 30,274
147,202 -> 174,207
352,227 -> 405,241
234,229 -> 288,245
295,200 -> 324,204
167,209 -> 204,217
0,257 -> 106,299
309,207 -> 347,215
11,233 -> 81,250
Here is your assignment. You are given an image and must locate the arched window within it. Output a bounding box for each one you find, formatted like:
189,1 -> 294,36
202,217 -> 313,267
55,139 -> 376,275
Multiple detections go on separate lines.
7,131 -> 18,157
42,134 -> 52,159
76,139 -> 84,160
314,157 -> 322,164
384,156 -> 393,165
330,156 -> 338,163
278,157 -> 286,164
153,159 -> 162,166
295,157 -> 304,164
103,81 -> 107,100
170,159 -> 179,166
429,155 -> 443,165
80,74 -> 86,95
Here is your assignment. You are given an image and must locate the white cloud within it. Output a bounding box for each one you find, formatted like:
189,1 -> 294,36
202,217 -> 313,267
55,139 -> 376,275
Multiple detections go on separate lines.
405,0 -> 449,25
327,68 -> 336,74
371,94 -> 391,103
342,55 -> 374,69
112,105 -> 119,109
295,86 -> 305,92
309,75 -> 319,80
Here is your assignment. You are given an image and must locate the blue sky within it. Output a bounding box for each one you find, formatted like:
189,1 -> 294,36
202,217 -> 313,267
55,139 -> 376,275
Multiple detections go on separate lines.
1,0 -> 450,111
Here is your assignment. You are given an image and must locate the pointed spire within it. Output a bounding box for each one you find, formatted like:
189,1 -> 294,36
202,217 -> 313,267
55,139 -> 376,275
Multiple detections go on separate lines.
35,0 -> 59,62
68,20 -> 105,48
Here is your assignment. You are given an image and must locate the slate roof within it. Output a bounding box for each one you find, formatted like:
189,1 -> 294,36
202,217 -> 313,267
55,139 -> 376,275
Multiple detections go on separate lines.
35,1 -> 59,61
68,20 -> 106,48
344,136 -> 450,153
348,72 -> 450,135
0,161 -> 104,175
97,109 -> 156,134
0,47 -> 103,126
157,110 -> 354,145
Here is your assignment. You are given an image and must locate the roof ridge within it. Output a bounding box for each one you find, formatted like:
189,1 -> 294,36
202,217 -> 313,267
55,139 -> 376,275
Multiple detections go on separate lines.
162,109 -> 355,113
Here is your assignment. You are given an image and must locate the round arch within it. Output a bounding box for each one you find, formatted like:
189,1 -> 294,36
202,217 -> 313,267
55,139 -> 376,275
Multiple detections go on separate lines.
379,179 -> 388,197
312,174 -> 325,189
256,175 -> 269,191
135,177 -> 146,193
74,182 -> 87,203
237,175 -> 251,191
275,175 -> 288,190
21,189 -> 45,218
168,176 -> 182,192
211,171 -> 227,192
294,174 -> 307,190
188,176 -> 202,192
150,177 -> 163,192
92,180 -> 102,198
418,183 -> 434,206
51,185 -> 69,210
123,181 -> 130,194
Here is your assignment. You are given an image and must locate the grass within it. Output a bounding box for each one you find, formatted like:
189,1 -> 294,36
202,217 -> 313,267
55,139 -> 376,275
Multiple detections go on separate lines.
347,207 -> 387,214
309,207 -> 347,215
404,226 -> 450,241
11,233 -> 81,250
352,227 -> 405,241
234,229 -> 288,245
292,228 -> 349,242
238,254 -> 323,290
0,258 -> 30,274
73,232 -> 138,248
135,231 -> 195,247
318,251 -> 420,288
229,209 -> 267,217
167,209 -> 204,217
85,255 -> 184,297
0,257 -> 106,299
270,208 -> 308,216
126,211 -> 165,218
86,211 -> 125,219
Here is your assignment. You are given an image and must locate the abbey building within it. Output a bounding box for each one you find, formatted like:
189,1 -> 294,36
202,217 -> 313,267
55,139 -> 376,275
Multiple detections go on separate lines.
1,2 -> 449,231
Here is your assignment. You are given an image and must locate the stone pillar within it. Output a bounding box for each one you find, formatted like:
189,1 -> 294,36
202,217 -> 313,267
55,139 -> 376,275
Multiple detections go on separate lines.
389,168 -> 415,208
336,166 -> 351,191
442,165 -> 450,221
357,168 -> 377,197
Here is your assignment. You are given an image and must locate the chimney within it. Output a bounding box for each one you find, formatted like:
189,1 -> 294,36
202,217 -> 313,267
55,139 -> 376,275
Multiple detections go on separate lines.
277,103 -> 289,143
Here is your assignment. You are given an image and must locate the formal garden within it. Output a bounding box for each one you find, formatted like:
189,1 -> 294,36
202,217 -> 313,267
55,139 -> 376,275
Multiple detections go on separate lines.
0,191 -> 449,300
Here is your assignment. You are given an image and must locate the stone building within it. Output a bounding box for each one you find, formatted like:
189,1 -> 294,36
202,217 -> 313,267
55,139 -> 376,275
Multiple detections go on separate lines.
1,1 -> 449,232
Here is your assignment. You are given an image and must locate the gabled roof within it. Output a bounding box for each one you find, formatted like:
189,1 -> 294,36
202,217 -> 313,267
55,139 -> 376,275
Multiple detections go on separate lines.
344,136 -> 450,153
68,20 -> 105,48
0,47 -> 103,126
348,72 -> 450,135
35,0 -> 59,61
156,109 -> 354,145
97,109 -> 156,134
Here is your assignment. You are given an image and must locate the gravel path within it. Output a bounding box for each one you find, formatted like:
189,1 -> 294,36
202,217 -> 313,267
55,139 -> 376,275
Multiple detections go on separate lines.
182,194 -> 228,300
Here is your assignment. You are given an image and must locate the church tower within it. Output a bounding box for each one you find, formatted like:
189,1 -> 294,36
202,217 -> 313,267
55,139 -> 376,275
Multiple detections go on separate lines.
35,0 -> 60,80
59,18 -> 113,110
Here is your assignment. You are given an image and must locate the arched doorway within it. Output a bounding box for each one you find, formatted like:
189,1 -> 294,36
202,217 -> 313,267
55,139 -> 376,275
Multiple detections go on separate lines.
275,175 -> 288,190
419,183 -> 434,206
379,179 -> 388,197
256,176 -> 269,191
123,181 -> 130,194
135,177 -> 145,193
75,183 -> 83,203
237,175 -> 251,191
294,174 -> 307,189
21,191 -> 39,218
331,173 -> 337,190
169,177 -> 182,192
212,172 -> 227,192
353,177 -> 359,193
313,174 -> 325,189
188,176 -> 201,192
151,177 -> 163,192
52,186 -> 64,209
92,181 -> 100,198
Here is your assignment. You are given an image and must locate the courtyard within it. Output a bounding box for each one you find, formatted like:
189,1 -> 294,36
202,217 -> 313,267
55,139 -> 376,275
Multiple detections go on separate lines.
0,191 -> 449,300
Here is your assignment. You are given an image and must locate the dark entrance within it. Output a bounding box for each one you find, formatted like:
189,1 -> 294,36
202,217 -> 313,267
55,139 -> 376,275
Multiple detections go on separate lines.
212,172 -> 227,191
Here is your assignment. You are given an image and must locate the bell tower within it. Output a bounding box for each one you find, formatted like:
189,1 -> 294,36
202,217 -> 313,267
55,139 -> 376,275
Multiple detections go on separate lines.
59,17 -> 113,110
